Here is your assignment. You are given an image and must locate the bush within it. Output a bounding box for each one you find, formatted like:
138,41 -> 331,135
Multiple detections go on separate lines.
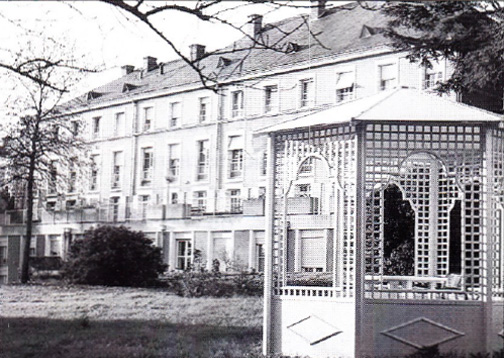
164,271 -> 264,298
63,225 -> 167,287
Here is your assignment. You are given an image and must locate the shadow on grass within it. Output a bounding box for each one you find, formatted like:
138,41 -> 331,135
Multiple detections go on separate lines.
0,317 -> 262,358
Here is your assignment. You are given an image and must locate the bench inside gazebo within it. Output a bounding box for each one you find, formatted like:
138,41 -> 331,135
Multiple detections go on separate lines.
261,88 -> 504,358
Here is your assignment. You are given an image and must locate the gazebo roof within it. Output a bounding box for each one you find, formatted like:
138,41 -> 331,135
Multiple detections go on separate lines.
259,87 -> 503,134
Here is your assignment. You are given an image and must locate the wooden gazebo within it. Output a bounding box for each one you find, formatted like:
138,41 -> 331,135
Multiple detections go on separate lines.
261,88 -> 504,358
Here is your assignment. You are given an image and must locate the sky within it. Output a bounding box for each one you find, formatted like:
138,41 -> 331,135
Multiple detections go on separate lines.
0,0 -> 316,101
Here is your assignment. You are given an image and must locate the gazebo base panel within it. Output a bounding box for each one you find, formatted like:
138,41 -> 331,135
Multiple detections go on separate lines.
269,296 -> 503,358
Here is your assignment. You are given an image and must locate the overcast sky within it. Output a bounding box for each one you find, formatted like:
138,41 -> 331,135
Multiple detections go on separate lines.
0,1 -> 315,101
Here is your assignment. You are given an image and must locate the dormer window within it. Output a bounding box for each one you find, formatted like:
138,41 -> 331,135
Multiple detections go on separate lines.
217,57 -> 232,68
122,83 -> 138,93
360,25 -> 377,39
424,68 -> 443,90
286,42 -> 301,53
87,91 -> 102,101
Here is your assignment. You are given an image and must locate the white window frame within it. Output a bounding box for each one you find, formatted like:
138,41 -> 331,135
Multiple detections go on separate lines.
299,77 -> 315,108
141,147 -> 154,186
110,196 -> 120,222
143,107 -> 153,131
264,84 -> 279,114
192,191 -> 207,213
170,102 -> 181,128
114,112 -> 125,137
196,139 -> 209,181
111,151 -> 123,190
377,59 -> 399,91
231,90 -> 244,118
228,189 -> 242,213
0,246 -> 7,265
199,97 -> 210,123
92,116 -> 101,139
176,239 -> 192,270
90,154 -> 100,192
167,143 -> 180,180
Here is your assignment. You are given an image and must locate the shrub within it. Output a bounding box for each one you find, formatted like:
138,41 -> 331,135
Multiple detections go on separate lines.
63,225 -> 167,287
164,271 -> 264,298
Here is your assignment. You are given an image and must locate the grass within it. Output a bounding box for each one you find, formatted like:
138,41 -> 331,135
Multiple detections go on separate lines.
0,284 -> 264,358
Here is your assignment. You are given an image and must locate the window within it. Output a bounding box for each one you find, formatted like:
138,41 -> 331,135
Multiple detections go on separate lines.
256,244 -> 265,272
228,135 -> 243,179
143,107 -> 153,131
140,195 -> 150,220
92,117 -> 100,138
114,112 -> 125,136
48,161 -> 57,195
110,197 -> 120,222
299,157 -> 313,175
141,147 -> 153,186
229,149 -> 243,178
264,85 -> 278,113
199,97 -> 209,122
296,184 -> 311,197
176,240 -> 192,270
71,121 -> 79,136
171,193 -> 179,204
90,155 -> 99,191
68,171 -> 77,193
231,90 -> 244,118
300,78 -> 314,107
300,230 -> 326,272
424,68 -> 443,90
170,102 -> 181,127
168,144 -> 180,179
0,246 -> 7,265
111,151 -> 123,189
196,140 -> 209,181
192,191 -> 207,213
336,71 -> 354,102
379,64 -> 397,91
228,189 -> 242,213
49,235 -> 60,256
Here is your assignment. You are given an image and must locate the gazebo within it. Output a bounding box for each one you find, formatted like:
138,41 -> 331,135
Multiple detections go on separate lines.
261,88 -> 504,358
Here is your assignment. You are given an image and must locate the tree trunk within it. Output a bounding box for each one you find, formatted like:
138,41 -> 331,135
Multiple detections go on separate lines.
20,158 -> 36,283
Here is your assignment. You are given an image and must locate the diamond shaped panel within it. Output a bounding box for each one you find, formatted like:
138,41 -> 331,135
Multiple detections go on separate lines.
287,315 -> 342,346
381,317 -> 465,349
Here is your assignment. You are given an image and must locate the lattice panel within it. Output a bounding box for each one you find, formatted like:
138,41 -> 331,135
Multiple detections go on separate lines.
491,127 -> 504,298
273,125 -> 356,297
364,123 -> 484,296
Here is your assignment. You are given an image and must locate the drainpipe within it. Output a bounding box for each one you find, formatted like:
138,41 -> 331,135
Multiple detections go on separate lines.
214,86 -> 225,214
131,100 -> 140,200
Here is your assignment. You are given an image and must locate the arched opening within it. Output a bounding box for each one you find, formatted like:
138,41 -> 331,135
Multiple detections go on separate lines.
383,184 -> 415,276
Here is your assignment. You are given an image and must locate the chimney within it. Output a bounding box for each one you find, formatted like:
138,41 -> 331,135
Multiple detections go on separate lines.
247,14 -> 263,39
311,0 -> 327,19
189,44 -> 206,62
144,56 -> 158,72
121,65 -> 135,76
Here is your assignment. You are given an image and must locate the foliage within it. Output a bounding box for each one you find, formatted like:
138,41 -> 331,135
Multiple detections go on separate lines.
383,184 -> 415,276
381,1 -> 504,111
63,226 -> 167,287
164,271 -> 263,298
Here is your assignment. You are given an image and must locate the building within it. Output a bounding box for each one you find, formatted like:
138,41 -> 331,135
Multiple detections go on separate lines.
0,1 -> 500,285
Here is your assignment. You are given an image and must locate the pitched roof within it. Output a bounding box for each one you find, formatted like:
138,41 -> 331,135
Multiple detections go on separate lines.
70,2 -> 392,109
259,88 -> 503,134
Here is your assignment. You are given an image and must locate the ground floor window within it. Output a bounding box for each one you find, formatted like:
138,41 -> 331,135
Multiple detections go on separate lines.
0,246 -> 7,265
256,244 -> 265,273
176,240 -> 192,270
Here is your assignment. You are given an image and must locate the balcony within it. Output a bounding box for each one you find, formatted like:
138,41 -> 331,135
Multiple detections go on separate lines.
287,197 -> 319,215
242,198 -> 265,216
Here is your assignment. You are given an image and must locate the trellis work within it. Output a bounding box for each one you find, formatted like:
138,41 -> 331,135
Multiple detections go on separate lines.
261,89 -> 504,358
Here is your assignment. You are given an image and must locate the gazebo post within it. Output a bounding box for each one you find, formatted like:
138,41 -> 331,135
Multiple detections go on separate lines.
484,124 -> 495,353
262,134 -> 276,356
354,121 -> 367,357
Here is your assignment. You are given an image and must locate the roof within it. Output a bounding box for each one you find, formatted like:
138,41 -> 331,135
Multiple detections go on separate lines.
259,88 -> 503,134
69,2 -> 392,109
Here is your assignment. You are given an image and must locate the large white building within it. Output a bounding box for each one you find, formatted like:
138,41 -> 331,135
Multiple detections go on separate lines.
0,1 -> 499,283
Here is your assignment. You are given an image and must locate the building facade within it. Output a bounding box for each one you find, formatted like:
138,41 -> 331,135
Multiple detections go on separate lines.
0,1 -> 494,283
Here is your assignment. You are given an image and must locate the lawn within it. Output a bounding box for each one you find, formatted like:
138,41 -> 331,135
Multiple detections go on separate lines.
0,284 -> 264,358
